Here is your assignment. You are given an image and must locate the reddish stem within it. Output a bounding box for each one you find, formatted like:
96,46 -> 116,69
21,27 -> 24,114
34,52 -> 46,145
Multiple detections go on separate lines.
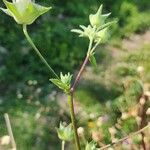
71,54 -> 89,92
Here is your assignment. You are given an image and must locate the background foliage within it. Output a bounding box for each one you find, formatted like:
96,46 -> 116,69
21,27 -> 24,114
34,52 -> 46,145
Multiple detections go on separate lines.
0,0 -> 150,149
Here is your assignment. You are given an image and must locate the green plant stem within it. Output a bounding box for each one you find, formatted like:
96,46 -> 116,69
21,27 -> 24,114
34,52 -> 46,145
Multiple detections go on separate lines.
22,24 -> 59,79
90,41 -> 100,54
61,140 -> 65,150
87,38 -> 93,54
68,93 -> 81,150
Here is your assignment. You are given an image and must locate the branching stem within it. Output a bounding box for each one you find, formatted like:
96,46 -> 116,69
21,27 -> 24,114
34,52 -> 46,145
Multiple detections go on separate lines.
71,54 -> 89,92
68,52 -> 90,150
68,39 -> 97,150
71,39 -> 93,92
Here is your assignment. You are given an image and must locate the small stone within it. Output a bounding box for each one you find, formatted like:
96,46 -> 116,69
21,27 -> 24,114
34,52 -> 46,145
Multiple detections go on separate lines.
77,127 -> 84,137
139,98 -> 145,105
137,66 -> 144,74
108,127 -> 117,135
146,108 -> 150,115
0,135 -> 10,145
136,116 -> 142,125
121,112 -> 129,120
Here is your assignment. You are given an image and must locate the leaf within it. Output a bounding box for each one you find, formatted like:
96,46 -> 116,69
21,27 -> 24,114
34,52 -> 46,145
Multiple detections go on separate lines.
56,122 -> 74,141
97,20 -> 118,31
50,79 -> 69,92
50,72 -> 72,93
71,29 -> 83,34
85,141 -> 98,150
89,53 -> 97,67
0,7 -> 12,16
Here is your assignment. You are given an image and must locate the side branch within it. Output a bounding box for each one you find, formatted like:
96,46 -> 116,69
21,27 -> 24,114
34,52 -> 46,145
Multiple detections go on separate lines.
71,54 -> 89,92
99,124 -> 150,150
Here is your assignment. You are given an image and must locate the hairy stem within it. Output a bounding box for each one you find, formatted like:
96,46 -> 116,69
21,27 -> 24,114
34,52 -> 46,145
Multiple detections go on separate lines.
68,93 -> 81,150
99,124 -> 150,150
23,24 -> 59,79
61,140 -> 65,150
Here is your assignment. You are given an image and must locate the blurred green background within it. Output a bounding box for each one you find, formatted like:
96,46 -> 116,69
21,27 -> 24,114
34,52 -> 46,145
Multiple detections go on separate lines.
0,0 -> 150,150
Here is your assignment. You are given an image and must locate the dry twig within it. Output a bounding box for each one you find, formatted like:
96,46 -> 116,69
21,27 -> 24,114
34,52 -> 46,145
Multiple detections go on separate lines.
4,113 -> 17,150
99,124 -> 150,150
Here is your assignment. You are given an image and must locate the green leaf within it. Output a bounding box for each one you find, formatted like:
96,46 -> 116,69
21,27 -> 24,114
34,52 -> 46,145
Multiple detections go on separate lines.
50,73 -> 72,93
89,53 -> 97,67
85,141 -> 98,150
50,79 -> 70,92
56,122 -> 74,142
97,20 -> 118,31
0,7 -> 12,16
71,29 -> 83,35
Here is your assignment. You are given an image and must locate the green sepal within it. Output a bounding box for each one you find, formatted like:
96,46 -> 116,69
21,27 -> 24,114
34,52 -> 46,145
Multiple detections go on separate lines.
89,4 -> 111,28
97,20 -> 118,31
85,141 -> 98,150
56,122 -> 74,142
0,7 -> 12,16
50,79 -> 70,93
1,0 -> 51,25
50,72 -> 72,93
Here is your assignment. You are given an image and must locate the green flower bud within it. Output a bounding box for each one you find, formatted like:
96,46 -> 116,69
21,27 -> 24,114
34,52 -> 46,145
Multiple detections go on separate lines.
95,27 -> 109,43
50,72 -> 72,93
89,4 -> 111,27
56,122 -> 74,142
60,72 -> 72,87
0,0 -> 51,25
85,141 -> 98,150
